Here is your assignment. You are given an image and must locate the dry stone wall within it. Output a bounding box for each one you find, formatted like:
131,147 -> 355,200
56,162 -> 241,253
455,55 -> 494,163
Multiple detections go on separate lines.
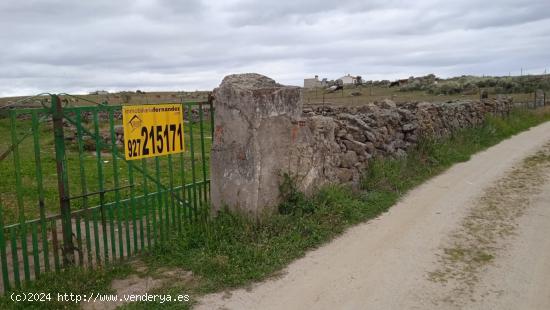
291,97 -> 517,193
210,73 -> 537,218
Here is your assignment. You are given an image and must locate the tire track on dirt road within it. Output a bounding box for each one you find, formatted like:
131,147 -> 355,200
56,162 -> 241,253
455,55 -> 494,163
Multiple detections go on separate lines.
427,143 -> 550,309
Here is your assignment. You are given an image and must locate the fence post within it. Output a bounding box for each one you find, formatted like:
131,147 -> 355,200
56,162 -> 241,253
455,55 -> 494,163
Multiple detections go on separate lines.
51,94 -> 75,266
208,93 -> 215,137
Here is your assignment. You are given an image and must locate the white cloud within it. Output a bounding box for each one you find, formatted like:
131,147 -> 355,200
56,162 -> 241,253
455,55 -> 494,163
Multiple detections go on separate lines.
0,0 -> 549,96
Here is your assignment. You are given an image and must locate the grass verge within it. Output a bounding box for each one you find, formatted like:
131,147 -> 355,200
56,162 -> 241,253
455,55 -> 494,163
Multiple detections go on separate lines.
2,107 -> 550,309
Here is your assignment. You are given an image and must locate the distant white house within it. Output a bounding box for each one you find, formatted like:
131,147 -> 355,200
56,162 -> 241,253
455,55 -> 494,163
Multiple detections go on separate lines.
304,75 -> 327,88
337,74 -> 362,85
89,90 -> 109,95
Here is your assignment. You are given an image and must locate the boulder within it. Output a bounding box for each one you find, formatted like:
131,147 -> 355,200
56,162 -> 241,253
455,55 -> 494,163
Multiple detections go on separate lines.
364,142 -> 375,154
402,123 -> 417,132
380,99 -> 397,109
336,168 -> 354,182
343,140 -> 367,155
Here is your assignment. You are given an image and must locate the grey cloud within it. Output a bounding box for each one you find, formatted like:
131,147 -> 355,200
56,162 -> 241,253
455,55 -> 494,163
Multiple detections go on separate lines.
226,0 -> 400,26
0,0 -> 549,96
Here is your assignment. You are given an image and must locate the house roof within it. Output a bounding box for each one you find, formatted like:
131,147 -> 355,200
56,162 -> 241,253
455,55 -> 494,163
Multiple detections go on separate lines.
338,74 -> 358,80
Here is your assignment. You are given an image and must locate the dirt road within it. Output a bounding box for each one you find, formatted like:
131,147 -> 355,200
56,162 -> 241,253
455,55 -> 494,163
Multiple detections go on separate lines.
196,121 -> 550,310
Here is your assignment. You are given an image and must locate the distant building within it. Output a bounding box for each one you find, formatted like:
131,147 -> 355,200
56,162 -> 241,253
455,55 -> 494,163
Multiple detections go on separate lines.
304,75 -> 327,88
89,90 -> 109,95
338,74 -> 362,85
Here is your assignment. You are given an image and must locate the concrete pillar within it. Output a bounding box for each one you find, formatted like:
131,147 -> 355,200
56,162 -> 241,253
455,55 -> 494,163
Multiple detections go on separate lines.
210,73 -> 302,218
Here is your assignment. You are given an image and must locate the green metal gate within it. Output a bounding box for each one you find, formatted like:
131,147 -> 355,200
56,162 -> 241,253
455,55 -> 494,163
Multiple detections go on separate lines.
0,94 -> 213,292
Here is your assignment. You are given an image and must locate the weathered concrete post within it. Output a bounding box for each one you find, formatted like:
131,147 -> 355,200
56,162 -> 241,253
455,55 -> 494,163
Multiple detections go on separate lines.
210,73 -> 302,218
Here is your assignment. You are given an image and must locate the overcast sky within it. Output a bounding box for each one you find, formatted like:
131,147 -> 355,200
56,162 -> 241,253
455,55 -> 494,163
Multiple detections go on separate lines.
1,0 -> 549,96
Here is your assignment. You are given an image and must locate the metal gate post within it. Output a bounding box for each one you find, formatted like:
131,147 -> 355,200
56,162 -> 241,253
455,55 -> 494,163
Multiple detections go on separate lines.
51,94 -> 75,266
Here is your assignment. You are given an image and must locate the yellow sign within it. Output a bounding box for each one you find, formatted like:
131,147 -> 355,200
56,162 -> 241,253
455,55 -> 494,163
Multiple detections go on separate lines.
122,104 -> 185,160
